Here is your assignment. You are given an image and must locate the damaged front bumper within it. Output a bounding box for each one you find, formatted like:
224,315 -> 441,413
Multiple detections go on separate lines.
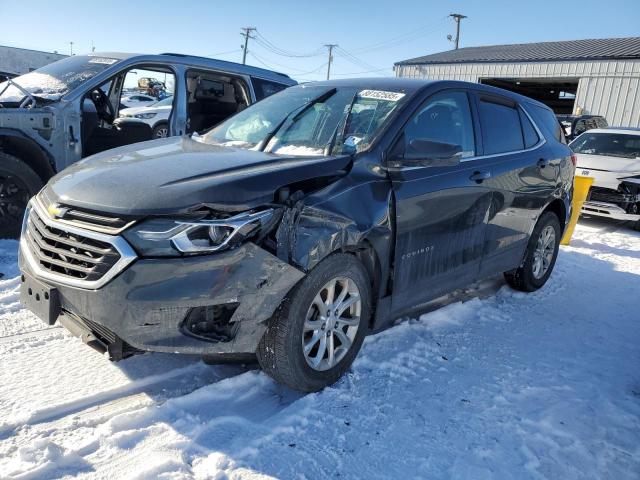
581,179 -> 640,222
19,243 -> 304,360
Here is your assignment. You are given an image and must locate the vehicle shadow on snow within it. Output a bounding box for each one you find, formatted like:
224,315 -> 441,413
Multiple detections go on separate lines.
109,248 -> 638,479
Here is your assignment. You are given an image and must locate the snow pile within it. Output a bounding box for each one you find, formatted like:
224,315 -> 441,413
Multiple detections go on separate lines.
0,218 -> 639,479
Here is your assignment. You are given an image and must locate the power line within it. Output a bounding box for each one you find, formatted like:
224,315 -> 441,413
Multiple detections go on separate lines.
248,51 -> 327,75
254,31 -> 324,58
350,17 -> 449,54
206,49 -> 242,58
334,47 -> 391,77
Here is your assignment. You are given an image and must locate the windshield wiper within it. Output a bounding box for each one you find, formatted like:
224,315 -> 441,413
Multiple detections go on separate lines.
257,88 -> 337,152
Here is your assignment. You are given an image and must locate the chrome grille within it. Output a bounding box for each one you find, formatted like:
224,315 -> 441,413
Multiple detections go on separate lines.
21,201 -> 137,289
25,207 -> 120,281
37,190 -> 134,234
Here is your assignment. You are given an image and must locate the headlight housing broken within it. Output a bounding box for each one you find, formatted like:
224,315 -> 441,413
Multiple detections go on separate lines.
124,209 -> 275,257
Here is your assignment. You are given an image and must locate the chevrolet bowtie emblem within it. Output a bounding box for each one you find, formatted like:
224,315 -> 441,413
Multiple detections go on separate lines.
47,203 -> 68,219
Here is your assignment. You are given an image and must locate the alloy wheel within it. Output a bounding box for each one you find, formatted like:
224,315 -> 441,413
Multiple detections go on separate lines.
302,277 -> 361,371
532,225 -> 556,279
154,127 -> 168,138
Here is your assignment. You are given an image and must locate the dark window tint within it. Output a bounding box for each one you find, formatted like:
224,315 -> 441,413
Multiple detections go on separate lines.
478,99 -> 523,154
529,104 -> 565,143
252,77 -> 288,100
595,117 -> 608,128
519,108 -> 539,148
403,90 -> 475,158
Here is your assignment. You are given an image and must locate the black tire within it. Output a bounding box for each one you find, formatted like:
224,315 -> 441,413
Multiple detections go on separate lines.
0,152 -> 43,238
257,253 -> 371,392
504,211 -> 561,292
152,122 -> 169,139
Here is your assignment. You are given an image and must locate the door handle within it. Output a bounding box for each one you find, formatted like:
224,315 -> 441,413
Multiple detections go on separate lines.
537,158 -> 550,168
469,170 -> 491,183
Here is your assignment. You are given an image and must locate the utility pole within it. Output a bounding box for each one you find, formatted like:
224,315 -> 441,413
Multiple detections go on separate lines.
324,44 -> 338,80
240,27 -> 256,65
449,13 -> 467,49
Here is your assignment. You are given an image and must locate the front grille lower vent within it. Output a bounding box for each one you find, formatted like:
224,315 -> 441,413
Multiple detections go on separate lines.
25,207 -> 122,282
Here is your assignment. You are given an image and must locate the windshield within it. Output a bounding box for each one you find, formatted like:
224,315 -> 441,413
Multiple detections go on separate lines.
570,132 -> 640,159
202,85 -> 408,156
0,55 -> 120,104
153,96 -> 173,107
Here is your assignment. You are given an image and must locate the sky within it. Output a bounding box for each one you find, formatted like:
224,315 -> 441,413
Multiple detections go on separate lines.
1,0 -> 639,82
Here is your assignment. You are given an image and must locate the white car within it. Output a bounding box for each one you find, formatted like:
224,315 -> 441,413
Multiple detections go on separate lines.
118,96 -> 173,138
570,127 -> 640,229
121,93 -> 157,108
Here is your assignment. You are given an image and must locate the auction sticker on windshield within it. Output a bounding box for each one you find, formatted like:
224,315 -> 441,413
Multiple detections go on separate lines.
358,90 -> 405,101
88,57 -> 119,65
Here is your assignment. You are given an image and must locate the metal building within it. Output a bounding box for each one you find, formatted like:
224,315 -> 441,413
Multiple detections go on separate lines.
395,37 -> 640,127
0,45 -> 67,78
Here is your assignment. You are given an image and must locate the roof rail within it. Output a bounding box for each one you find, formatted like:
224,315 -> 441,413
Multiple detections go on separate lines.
158,52 -> 291,79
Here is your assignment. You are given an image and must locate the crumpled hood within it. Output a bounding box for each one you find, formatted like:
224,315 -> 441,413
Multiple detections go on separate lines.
44,136 -> 351,216
575,153 -> 640,175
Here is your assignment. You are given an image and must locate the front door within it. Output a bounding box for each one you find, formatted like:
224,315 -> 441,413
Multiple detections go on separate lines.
389,89 -> 493,311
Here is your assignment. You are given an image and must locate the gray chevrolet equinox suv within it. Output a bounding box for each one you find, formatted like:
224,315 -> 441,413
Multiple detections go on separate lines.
0,52 -> 296,236
19,79 -> 574,392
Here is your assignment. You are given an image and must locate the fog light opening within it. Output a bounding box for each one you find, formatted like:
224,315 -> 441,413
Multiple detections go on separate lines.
181,303 -> 239,342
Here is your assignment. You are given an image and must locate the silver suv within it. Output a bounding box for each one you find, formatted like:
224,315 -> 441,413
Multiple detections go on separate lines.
0,52 -> 296,237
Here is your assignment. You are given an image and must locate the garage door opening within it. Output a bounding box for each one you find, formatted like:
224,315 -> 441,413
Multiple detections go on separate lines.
480,78 -> 578,114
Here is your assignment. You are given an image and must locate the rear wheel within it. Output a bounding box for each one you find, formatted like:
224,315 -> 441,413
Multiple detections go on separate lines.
257,254 -> 371,392
0,152 -> 43,238
504,211 -> 561,292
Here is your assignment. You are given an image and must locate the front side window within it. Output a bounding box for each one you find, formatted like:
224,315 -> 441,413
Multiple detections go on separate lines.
402,90 -> 475,158
203,85 -> 407,155
570,133 -> 640,159
479,99 -> 524,154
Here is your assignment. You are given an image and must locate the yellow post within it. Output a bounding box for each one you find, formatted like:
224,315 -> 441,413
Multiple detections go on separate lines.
561,175 -> 594,245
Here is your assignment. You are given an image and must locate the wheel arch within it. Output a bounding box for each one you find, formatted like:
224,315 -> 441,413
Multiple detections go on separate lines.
0,130 -> 56,182
541,198 -> 568,233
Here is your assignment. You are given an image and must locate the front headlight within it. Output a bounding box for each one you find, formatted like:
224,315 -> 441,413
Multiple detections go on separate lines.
134,112 -> 157,119
124,209 -> 276,257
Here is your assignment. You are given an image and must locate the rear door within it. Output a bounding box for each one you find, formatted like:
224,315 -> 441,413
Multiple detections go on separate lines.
471,93 -> 557,277
389,89 -> 494,311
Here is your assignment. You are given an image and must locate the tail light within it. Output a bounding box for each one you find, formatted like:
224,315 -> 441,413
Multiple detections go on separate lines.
570,153 -> 577,167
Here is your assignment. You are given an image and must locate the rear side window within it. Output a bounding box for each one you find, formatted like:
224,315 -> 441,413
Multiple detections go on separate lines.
478,99 -> 524,154
529,104 -> 565,143
252,77 -> 288,100
519,108 -> 540,148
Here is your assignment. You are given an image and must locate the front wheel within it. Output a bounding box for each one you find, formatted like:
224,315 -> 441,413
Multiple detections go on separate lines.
152,122 -> 169,139
504,211 -> 561,292
257,254 -> 371,392
0,152 -> 43,238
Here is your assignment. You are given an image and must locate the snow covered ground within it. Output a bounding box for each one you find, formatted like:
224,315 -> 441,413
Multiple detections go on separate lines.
0,218 -> 639,480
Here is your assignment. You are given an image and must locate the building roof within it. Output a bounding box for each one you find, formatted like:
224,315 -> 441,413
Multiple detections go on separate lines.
395,37 -> 640,66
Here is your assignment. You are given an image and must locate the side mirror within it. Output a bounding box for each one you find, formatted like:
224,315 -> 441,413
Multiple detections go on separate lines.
398,139 -> 463,167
